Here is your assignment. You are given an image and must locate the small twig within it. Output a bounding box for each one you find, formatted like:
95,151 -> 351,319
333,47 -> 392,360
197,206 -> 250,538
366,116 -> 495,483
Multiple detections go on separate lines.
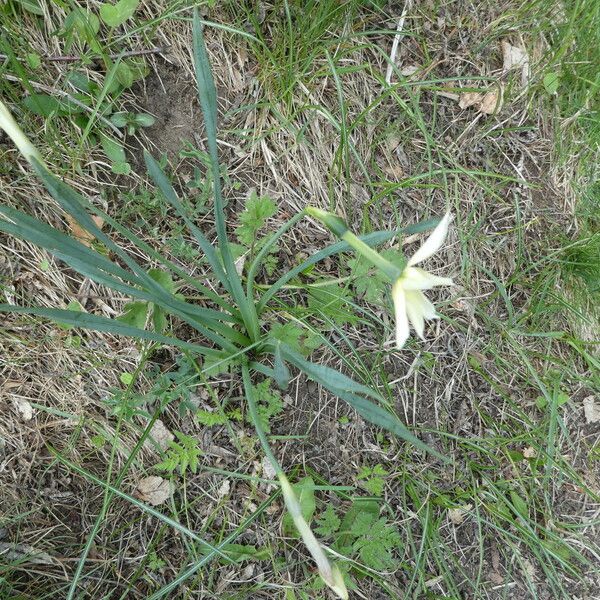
3,73 -> 123,137
0,46 -> 167,63
385,0 -> 413,85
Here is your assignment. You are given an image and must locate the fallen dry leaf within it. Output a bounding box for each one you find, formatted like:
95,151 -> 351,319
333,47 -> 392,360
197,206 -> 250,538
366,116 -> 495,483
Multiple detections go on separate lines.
458,88 -> 503,114
66,215 -> 104,248
458,91 -> 482,109
501,41 -> 530,84
489,571 -> 504,585
217,479 -> 231,498
12,398 -> 33,421
0,542 -> 56,565
400,65 -> 420,77
146,419 -> 174,451
234,252 -> 246,277
136,476 -> 173,506
583,396 -> 600,424
261,455 -> 277,481
522,559 -> 536,580
448,503 -> 473,525
480,88 -> 503,114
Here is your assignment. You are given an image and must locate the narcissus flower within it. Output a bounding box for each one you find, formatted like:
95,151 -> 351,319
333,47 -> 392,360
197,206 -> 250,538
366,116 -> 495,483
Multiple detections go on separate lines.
278,473 -> 348,599
0,100 -> 43,166
306,207 -> 453,350
391,212 -> 453,349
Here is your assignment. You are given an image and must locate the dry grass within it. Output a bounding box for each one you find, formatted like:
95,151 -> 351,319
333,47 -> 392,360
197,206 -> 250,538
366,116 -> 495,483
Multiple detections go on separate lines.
1,1 -> 599,598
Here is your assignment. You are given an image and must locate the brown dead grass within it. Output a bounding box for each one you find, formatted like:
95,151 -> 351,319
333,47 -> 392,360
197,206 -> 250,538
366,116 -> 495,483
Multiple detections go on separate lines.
1,1 -> 598,599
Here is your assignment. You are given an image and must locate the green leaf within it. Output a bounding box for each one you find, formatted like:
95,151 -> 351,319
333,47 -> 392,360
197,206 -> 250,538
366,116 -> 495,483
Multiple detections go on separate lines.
543,72 -> 560,95
248,379 -> 283,433
307,282 -> 358,328
346,255 -> 387,303
273,343 -> 290,389
120,372 -> 134,385
151,306 -> 167,333
351,517 -> 402,570
99,0 -> 139,27
117,301 -> 148,328
109,112 -> 129,128
100,134 -> 131,175
219,544 -> 270,564
55,300 -> 84,330
111,161 -> 131,175
134,113 -> 156,127
115,62 -> 134,88
100,133 -> 126,163
236,190 -> 277,247
148,268 -> 176,294
357,464 -> 389,496
196,410 -> 229,426
23,94 -> 84,117
336,499 -> 379,552
315,505 -> 341,538
156,431 -> 202,475
26,52 -> 41,69
58,8 -> 101,52
283,477 -> 316,536
15,0 -> 43,15
509,490 -> 529,519
269,323 -> 319,358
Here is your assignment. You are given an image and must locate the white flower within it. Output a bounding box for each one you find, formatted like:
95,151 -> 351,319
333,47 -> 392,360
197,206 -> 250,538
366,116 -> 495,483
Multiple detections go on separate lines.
0,100 -> 43,165
392,213 -> 453,349
278,474 -> 348,599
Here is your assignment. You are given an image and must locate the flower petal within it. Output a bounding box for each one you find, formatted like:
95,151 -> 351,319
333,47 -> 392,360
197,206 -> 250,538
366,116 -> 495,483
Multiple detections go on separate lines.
405,291 -> 426,339
407,212 -> 451,266
392,281 -> 410,349
419,293 -> 439,320
401,267 -> 453,291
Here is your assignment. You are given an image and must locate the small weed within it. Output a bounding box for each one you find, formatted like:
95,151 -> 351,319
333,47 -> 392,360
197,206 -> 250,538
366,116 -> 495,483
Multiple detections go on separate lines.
156,431 -> 203,476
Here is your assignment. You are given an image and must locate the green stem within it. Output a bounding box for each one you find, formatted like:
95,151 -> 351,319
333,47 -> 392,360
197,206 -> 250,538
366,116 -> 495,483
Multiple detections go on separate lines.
241,363 -> 283,476
341,230 -> 402,281
306,207 -> 402,281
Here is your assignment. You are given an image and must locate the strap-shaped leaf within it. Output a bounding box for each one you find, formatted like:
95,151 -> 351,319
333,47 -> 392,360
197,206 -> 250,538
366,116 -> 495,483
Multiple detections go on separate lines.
0,205 -> 135,283
336,391 -> 440,457
0,205 -> 248,346
1,304 -> 221,358
82,199 -> 241,318
143,150 -> 230,292
280,344 -> 444,459
25,163 -> 246,350
192,11 -> 259,341
281,345 -> 383,401
273,342 -> 291,389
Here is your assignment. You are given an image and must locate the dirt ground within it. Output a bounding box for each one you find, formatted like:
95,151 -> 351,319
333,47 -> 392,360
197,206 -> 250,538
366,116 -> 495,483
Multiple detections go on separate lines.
1,2 -> 599,599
